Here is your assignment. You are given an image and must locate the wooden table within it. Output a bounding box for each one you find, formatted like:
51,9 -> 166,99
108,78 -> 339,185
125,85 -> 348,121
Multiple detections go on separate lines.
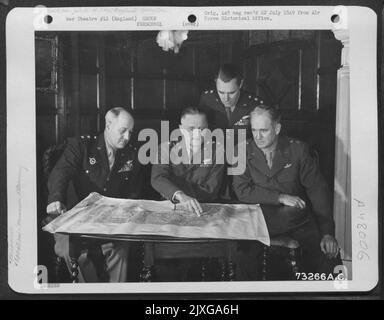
63,204 -> 310,282
65,234 -> 238,283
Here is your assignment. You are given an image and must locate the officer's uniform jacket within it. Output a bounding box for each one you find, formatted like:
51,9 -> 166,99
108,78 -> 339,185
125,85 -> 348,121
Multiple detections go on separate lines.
198,89 -> 264,131
151,139 -> 226,202
233,136 -> 334,236
199,89 -> 264,201
48,133 -> 143,205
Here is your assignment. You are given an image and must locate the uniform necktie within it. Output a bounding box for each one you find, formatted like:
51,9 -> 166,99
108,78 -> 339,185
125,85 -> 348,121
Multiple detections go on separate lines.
225,107 -> 232,123
108,150 -> 115,169
266,151 -> 273,169
189,139 -> 194,164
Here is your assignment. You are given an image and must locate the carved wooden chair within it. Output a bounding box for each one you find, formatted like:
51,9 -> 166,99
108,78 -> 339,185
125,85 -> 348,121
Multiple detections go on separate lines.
261,237 -> 301,280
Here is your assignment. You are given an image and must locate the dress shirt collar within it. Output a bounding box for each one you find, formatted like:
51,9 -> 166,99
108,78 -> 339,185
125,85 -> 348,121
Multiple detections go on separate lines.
261,137 -> 279,156
104,132 -> 116,160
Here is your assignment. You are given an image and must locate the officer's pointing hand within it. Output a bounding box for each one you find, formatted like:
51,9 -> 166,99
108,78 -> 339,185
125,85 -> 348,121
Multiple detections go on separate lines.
175,192 -> 203,217
278,194 -> 306,209
47,201 -> 67,215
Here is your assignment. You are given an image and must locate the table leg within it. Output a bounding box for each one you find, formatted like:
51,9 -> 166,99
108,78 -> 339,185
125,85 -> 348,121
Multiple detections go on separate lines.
219,258 -> 226,281
289,248 -> 300,279
201,259 -> 207,281
68,235 -> 81,283
227,261 -> 236,281
261,245 -> 268,281
140,243 -> 154,282
227,241 -> 236,281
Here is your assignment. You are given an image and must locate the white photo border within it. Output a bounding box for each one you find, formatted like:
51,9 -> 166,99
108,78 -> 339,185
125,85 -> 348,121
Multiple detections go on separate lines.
6,5 -> 378,293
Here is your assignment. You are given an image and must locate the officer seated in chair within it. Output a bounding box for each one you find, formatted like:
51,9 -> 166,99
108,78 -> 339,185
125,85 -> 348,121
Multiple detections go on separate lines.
150,106 -> 227,281
151,106 -> 226,214
233,104 -> 342,279
46,107 -> 143,282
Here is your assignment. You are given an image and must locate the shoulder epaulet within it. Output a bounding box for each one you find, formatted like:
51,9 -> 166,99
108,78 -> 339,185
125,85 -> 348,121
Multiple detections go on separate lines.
80,134 -> 97,140
240,93 -> 264,107
79,134 -> 97,146
249,95 -> 264,105
289,138 -> 302,145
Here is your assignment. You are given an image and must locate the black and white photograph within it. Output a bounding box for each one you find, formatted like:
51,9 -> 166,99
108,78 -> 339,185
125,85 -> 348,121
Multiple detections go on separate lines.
35,28 -> 350,284
3,5 -> 379,296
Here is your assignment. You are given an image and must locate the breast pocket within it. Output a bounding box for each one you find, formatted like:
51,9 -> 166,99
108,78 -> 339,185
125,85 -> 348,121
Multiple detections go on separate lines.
82,154 -> 96,172
277,165 -> 298,183
119,170 -> 133,183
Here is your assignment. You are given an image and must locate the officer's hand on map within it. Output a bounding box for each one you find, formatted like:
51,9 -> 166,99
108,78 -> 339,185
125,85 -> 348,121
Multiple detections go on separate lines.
174,192 -> 203,217
278,194 -> 306,209
46,201 -> 67,215
320,234 -> 339,259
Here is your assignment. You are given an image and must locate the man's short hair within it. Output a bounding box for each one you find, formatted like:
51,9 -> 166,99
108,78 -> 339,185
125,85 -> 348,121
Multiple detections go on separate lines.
106,107 -> 131,119
180,106 -> 207,121
251,105 -> 282,124
215,63 -> 242,84
105,107 -> 134,126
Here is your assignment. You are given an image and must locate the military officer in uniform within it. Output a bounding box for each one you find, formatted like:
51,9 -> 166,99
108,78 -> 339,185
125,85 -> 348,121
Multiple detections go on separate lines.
199,63 -> 264,134
233,104 -> 341,278
151,106 -> 225,216
47,107 -> 143,282
199,63 -> 264,202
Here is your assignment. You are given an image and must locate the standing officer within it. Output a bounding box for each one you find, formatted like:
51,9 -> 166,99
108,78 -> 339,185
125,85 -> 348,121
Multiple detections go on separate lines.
199,63 -> 264,134
199,63 -> 264,202
47,107 -> 143,282
151,106 -> 225,216
233,104 -> 341,277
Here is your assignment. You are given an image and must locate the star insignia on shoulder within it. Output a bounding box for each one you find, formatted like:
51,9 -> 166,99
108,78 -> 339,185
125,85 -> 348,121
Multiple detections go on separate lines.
289,139 -> 302,144
81,134 -> 97,141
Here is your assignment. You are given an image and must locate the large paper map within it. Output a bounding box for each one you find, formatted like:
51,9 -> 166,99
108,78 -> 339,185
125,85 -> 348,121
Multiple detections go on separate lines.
43,193 -> 270,245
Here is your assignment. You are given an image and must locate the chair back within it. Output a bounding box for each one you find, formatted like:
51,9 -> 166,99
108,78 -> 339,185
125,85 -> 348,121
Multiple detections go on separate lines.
42,141 -> 67,179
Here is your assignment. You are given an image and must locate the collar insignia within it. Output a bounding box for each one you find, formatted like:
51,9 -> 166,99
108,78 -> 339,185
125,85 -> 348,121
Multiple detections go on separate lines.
89,157 -> 96,165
